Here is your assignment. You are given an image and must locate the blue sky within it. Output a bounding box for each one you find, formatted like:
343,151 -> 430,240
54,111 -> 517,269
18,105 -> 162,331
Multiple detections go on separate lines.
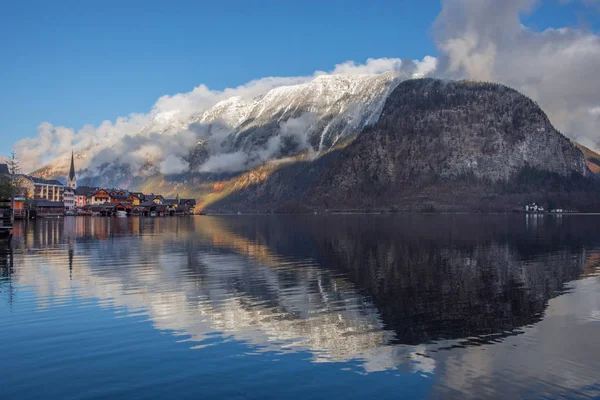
1,0 -> 599,157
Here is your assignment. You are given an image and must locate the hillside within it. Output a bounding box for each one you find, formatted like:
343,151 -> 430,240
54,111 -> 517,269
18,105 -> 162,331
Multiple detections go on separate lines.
574,142 -> 600,175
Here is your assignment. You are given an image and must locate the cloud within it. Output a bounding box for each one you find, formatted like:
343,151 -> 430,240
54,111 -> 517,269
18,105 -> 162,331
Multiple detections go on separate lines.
434,0 -> 600,149
198,151 -> 249,173
14,57 -> 436,176
159,154 -> 189,175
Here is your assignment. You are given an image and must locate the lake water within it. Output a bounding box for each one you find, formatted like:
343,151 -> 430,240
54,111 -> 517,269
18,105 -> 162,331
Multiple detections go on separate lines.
0,215 -> 599,399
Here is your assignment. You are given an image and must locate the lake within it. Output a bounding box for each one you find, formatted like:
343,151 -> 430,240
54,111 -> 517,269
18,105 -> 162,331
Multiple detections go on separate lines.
0,215 -> 599,399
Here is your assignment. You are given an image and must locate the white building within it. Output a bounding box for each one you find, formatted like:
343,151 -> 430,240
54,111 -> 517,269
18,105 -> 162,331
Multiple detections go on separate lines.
63,187 -> 76,210
16,176 -> 65,202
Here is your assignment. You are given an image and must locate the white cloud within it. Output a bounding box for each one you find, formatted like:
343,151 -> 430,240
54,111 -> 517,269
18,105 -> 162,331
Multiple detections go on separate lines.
13,57 -> 435,175
159,154 -> 189,175
198,151 -> 249,173
434,0 -> 600,149
329,57 -> 403,75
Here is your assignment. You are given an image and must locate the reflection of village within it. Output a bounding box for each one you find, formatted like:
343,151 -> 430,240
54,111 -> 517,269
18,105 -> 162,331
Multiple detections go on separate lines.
2,154 -> 197,218
2,215 -> 600,382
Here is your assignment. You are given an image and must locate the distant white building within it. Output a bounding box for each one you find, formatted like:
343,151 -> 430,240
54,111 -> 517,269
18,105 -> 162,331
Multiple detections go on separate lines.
525,203 -> 545,213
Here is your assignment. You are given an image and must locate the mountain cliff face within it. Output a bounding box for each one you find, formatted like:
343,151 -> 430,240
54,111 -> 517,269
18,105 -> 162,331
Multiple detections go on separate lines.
310,79 -> 590,204
208,79 -> 598,211
328,79 -> 587,184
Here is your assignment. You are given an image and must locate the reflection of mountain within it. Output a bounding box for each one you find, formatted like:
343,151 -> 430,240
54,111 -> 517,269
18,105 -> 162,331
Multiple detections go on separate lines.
10,218 -> 407,372
7,215 -> 598,373
218,215 -> 594,344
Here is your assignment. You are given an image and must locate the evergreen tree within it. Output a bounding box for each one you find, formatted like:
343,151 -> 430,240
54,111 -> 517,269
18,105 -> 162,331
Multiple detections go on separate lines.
1,152 -> 22,199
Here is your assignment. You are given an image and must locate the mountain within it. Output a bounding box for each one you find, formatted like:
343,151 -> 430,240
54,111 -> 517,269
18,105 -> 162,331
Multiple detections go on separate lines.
33,72 -> 401,187
32,77 -> 600,211
207,79 -> 600,212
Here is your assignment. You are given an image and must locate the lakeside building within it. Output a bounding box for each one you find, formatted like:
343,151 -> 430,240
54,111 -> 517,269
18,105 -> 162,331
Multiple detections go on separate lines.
75,186 -> 98,207
88,189 -> 111,205
127,193 -> 142,205
17,176 -> 65,202
64,187 -> 76,210
34,200 -> 65,217
13,197 -> 27,219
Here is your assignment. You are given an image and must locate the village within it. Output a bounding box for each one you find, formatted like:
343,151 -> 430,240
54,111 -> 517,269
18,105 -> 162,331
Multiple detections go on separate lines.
1,153 -> 197,219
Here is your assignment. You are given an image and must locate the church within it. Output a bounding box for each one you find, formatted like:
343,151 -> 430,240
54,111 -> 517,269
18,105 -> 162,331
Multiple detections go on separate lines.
64,152 -> 77,210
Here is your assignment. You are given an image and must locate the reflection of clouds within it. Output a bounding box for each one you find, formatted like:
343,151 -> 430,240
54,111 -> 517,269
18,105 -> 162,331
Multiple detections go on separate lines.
11,218 -> 431,374
433,277 -> 600,399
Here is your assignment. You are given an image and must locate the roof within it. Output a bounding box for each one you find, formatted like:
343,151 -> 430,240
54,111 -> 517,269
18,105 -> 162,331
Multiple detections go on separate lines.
111,194 -> 129,200
34,200 -> 64,208
106,188 -> 129,194
75,186 -> 98,196
90,189 -> 110,196
26,176 -> 64,186
163,199 -> 179,205
180,199 -> 196,206
0,164 -> 8,175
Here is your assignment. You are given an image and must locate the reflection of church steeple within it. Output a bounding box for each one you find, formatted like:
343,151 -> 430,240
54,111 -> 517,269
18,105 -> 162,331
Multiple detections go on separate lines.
67,151 -> 77,189
68,247 -> 73,281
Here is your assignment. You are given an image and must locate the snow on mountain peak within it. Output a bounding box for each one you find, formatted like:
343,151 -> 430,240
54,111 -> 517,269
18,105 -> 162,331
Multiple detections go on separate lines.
33,71 -> 403,181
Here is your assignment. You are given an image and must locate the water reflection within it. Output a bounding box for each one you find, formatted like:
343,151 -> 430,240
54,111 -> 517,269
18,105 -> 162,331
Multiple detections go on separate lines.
3,215 -> 600,398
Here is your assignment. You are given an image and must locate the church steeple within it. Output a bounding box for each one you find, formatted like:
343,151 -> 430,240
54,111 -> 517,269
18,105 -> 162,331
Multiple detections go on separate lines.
67,151 -> 77,189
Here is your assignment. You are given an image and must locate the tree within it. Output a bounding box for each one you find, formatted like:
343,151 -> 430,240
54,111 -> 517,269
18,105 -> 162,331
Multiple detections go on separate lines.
0,152 -> 23,199
6,151 -> 21,182
0,177 -> 12,200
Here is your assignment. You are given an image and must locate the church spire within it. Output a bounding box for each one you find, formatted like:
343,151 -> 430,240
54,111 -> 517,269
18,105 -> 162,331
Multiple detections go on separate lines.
67,151 -> 77,189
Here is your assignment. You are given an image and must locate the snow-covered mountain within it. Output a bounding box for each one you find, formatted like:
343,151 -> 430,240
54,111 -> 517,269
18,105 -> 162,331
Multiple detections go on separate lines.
34,72 -> 401,185
197,72 -> 398,149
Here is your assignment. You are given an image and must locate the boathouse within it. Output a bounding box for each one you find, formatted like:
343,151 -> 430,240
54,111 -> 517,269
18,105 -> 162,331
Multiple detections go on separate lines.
34,200 -> 65,217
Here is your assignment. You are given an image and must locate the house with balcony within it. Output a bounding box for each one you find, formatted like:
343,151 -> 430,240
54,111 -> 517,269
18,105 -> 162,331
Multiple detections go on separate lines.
87,189 -> 111,205
64,187 -> 76,210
